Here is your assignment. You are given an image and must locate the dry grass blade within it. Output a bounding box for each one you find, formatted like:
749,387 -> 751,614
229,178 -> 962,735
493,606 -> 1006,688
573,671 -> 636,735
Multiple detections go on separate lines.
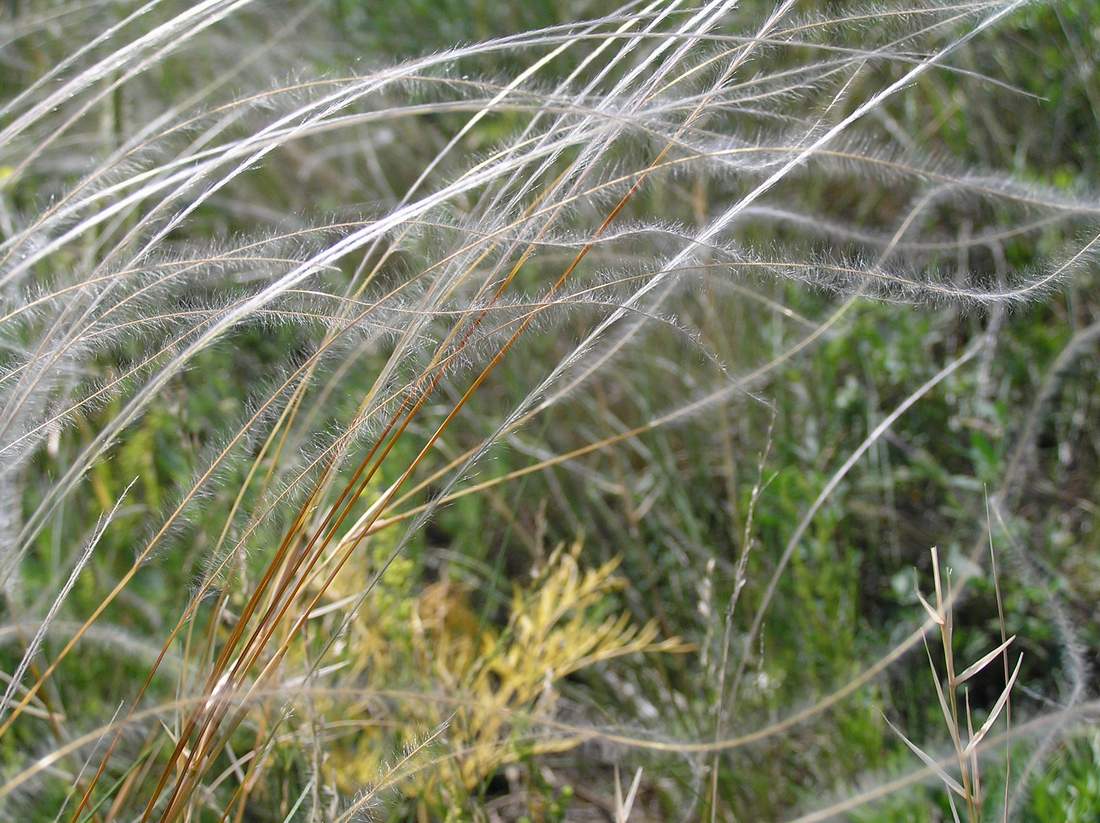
956,635 -> 1016,686
0,479 -> 135,721
965,655 -> 1024,755
614,766 -> 644,823
882,714 -> 967,798
916,589 -> 945,626
924,634 -> 962,751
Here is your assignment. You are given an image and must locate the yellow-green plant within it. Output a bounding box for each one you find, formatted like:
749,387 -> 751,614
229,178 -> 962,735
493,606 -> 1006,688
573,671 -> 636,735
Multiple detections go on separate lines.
328,541 -> 687,812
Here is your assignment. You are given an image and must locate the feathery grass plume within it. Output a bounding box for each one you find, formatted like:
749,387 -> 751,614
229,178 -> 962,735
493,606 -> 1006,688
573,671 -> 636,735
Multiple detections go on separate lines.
0,0 -> 1097,819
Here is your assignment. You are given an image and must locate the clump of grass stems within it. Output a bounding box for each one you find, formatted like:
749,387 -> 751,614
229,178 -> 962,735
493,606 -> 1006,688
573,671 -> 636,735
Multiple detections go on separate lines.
888,544 -> 1020,823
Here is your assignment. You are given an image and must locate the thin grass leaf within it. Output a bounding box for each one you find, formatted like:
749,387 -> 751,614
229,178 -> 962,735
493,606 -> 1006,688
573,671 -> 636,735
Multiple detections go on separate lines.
966,688 -> 982,807
882,714 -> 966,798
617,767 -> 644,823
956,635 -> 1016,686
923,634 -> 961,751
965,654 -> 1023,754
0,479 -> 135,720
916,588 -> 944,626
946,792 -> 963,823
931,545 -> 944,612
